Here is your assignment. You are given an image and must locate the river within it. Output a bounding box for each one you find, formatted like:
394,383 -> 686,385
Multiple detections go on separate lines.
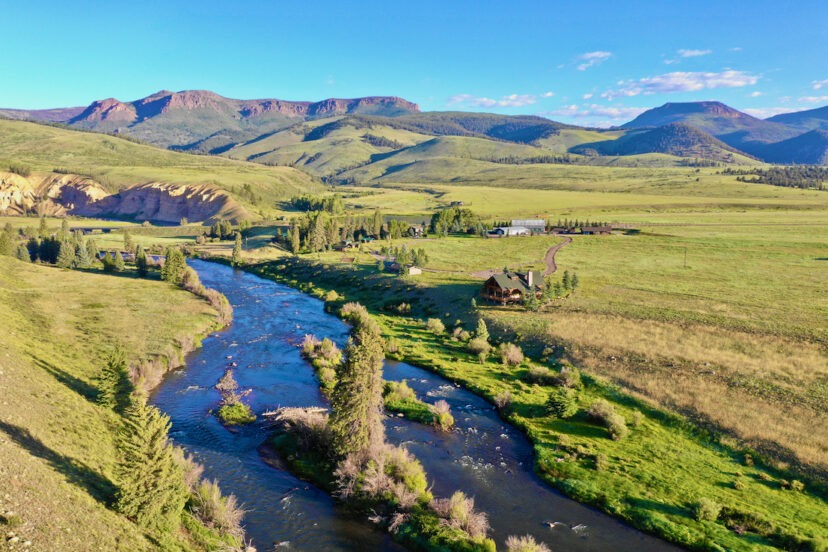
151,260 -> 678,551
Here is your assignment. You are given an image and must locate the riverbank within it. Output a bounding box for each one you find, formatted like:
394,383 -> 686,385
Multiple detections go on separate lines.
0,256 -> 234,550
237,256 -> 828,552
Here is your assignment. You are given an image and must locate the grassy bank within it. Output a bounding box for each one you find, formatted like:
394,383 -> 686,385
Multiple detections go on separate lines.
240,255 -> 827,551
0,256 -> 227,550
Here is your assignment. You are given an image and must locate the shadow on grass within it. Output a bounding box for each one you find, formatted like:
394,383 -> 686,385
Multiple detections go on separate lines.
0,419 -> 116,505
32,355 -> 98,402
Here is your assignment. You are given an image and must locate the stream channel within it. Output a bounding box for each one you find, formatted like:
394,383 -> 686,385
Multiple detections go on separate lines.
151,259 -> 679,551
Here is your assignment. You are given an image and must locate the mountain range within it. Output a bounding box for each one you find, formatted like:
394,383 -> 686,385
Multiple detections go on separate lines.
2,90 -> 828,177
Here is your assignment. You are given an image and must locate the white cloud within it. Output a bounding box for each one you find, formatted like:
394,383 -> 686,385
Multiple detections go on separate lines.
812,80 -> 828,90
448,93 -> 539,108
542,91 -> 555,98
743,107 -> 798,119
602,70 -> 760,100
541,104 -> 648,127
577,51 -> 612,71
678,49 -> 712,58
583,93 -> 594,100
748,91 -> 764,97
730,47 -> 743,52
798,95 -> 828,104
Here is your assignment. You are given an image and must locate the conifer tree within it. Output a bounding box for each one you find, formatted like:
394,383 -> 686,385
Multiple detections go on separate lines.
562,270 -> 572,291
38,216 -> 48,238
0,229 -> 12,256
97,345 -> 128,410
58,219 -> 70,242
113,251 -> 126,272
135,245 -> 149,277
476,318 -> 490,342
372,209 -> 383,236
74,241 -> 92,269
231,232 -> 243,266
289,223 -> 301,254
571,273 -> 579,291
16,245 -> 30,262
115,392 -> 188,533
86,239 -> 99,264
56,240 -> 75,268
101,251 -> 115,273
161,247 -> 186,285
123,230 -> 135,253
329,309 -> 386,458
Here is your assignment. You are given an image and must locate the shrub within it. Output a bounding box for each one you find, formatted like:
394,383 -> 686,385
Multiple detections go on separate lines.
733,478 -> 746,491
587,399 -> 628,440
467,337 -> 491,360
426,318 -> 446,334
631,410 -> 644,428
429,400 -> 455,431
493,390 -> 512,412
499,343 -> 524,366
324,289 -> 340,302
790,480 -> 805,492
695,498 -> 721,522
217,403 -> 256,426
526,365 -> 556,385
594,453 -> 608,471
452,327 -> 471,341
189,479 -> 246,541
505,534 -> 551,552
386,337 -> 401,354
384,380 -> 417,404
719,507 -> 774,536
430,491 -> 490,540
546,387 -> 578,418
271,407 -> 331,453
8,163 -> 31,177
552,365 -> 582,389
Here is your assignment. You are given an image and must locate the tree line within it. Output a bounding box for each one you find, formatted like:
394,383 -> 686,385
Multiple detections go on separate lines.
723,166 -> 828,190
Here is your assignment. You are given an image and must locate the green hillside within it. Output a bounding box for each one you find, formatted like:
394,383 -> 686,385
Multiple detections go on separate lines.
0,256 -> 220,550
0,119 -> 321,212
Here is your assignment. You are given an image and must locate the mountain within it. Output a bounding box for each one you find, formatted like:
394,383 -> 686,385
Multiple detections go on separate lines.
572,123 -> 752,163
1,90 -> 420,151
0,106 -> 85,122
621,101 -> 828,162
753,129 -> 828,165
767,105 -> 828,132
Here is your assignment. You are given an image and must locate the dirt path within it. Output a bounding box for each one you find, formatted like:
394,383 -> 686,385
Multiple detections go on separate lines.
543,236 -> 572,276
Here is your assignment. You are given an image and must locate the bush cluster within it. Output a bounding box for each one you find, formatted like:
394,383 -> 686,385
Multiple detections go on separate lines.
586,399 -> 628,440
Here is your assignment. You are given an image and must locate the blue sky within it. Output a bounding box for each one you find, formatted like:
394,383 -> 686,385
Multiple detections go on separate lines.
1,0 -> 826,127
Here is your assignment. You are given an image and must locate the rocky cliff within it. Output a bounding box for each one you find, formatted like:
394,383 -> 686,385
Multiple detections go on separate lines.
0,171 -> 248,223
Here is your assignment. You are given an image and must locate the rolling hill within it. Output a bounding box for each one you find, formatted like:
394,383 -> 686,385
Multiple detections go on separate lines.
767,105 -> 828,132
753,129 -> 828,165
572,123 -> 753,163
0,119 -> 320,222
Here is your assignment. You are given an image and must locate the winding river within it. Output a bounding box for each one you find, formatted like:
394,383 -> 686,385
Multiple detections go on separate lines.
151,260 -> 678,551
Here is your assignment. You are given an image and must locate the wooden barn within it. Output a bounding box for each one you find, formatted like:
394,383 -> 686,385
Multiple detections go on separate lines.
482,271 -> 543,304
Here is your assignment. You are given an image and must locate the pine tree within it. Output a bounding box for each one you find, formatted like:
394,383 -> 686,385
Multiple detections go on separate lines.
101,251 -> 115,273
56,241 -> 75,268
476,319 -> 489,342
329,310 -> 386,458
38,216 -> 48,238
562,270 -> 572,291
571,273 -> 579,292
290,223 -> 301,254
231,232 -> 243,266
161,247 -> 186,285
123,230 -> 135,253
0,229 -> 12,256
372,209 -> 383,236
74,241 -> 92,269
113,251 -> 126,272
58,219 -> 70,242
97,345 -> 128,410
86,239 -> 99,264
115,392 -> 188,533
135,245 -> 149,277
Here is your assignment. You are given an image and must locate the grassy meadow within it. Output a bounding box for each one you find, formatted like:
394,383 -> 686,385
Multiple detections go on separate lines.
0,256 -> 220,550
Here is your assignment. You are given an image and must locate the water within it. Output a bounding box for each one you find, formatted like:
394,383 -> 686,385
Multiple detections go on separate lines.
152,260 -> 678,551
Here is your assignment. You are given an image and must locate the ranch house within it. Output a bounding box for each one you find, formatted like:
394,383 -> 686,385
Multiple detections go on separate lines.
482,270 -> 543,304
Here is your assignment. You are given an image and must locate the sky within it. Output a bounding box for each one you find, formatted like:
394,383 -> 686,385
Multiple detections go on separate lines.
1,0 -> 827,127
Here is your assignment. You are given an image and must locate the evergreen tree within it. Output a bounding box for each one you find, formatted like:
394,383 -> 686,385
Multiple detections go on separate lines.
372,209 -> 383,236
310,213 -> 326,252
290,223 -> 301,254
26,238 -> 39,262
571,273 -> 579,291
58,219 -> 70,242
74,241 -> 92,269
96,345 -> 128,410
231,232 -> 243,267
16,245 -> 30,262
562,270 -> 572,290
38,216 -> 48,238
115,392 -> 188,533
113,251 -> 126,272
329,310 -> 386,458
135,245 -> 149,278
0,229 -> 12,256
86,239 -> 99,264
161,247 -> 186,285
102,251 -> 115,273
123,230 -> 135,253
476,319 -> 490,342
56,241 -> 75,268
